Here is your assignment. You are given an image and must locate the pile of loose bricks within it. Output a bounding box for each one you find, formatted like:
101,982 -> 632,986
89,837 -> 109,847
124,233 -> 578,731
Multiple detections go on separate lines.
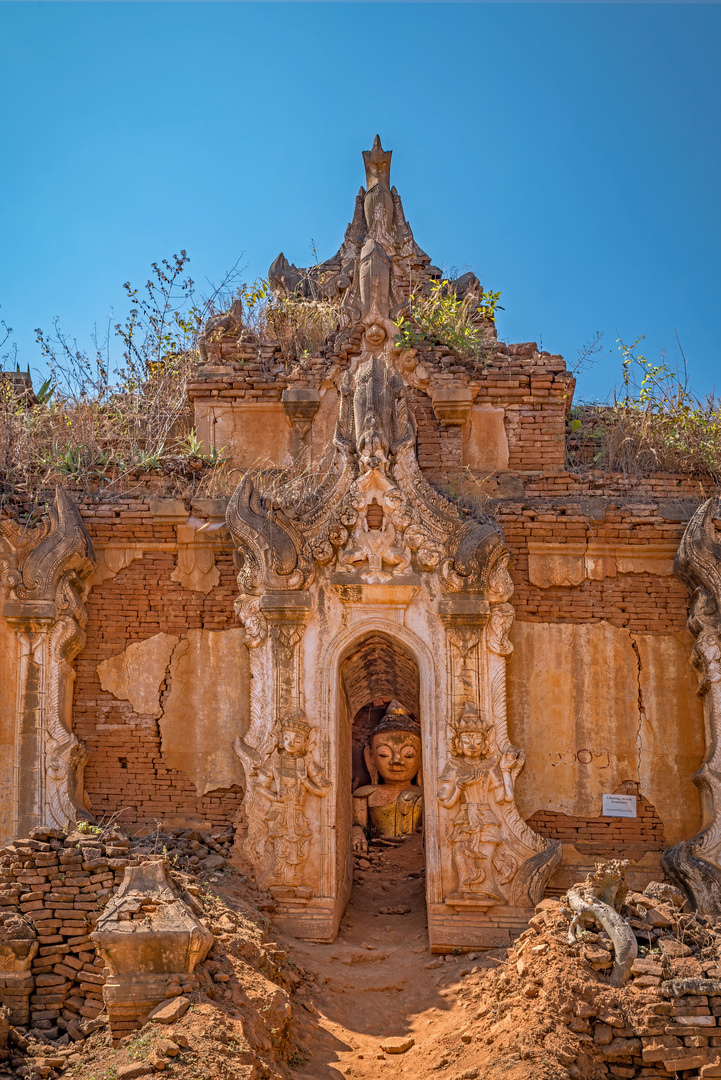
485,885 -> 721,1078
0,825 -> 233,1043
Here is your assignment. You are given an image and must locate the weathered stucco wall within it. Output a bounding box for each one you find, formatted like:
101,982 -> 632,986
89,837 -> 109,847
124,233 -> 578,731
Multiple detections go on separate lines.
507,620 -> 704,846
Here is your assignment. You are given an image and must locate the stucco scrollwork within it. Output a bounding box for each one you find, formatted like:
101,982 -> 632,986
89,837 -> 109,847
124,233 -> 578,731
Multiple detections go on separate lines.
663,497 -> 721,912
0,488 -> 95,832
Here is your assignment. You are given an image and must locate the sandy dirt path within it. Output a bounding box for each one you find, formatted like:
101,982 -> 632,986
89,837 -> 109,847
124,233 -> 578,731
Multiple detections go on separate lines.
282,835 -> 499,1080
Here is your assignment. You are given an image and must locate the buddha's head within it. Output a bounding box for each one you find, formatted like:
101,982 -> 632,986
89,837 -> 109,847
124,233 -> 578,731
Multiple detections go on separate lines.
450,701 -> 491,760
366,700 -> 421,786
279,711 -> 311,757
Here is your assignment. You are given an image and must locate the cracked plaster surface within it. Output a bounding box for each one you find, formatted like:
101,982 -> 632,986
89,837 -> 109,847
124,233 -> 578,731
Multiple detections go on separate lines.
507,620 -> 704,846
159,628 -> 249,796
96,628 -> 249,797
96,632 -> 179,719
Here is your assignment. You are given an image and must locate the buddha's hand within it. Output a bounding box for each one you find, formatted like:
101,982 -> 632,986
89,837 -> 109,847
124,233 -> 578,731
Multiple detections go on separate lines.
352,825 -> 368,855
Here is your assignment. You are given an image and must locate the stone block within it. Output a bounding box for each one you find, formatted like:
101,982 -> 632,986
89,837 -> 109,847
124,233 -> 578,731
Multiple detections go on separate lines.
148,996 -> 191,1025
465,404 -> 509,472
431,388 -> 472,426
380,1036 -> 414,1053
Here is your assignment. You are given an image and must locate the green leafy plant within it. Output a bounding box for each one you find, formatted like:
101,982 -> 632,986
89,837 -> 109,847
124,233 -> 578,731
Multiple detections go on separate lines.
179,432 -> 227,467
394,278 -> 503,360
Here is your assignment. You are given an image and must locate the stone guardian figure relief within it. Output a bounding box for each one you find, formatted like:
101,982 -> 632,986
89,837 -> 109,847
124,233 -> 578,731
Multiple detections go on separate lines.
352,701 -> 423,854
437,702 -> 521,906
249,712 -> 330,899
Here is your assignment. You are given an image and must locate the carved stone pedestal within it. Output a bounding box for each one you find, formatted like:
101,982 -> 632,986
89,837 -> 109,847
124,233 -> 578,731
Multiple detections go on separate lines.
0,974 -> 34,1028
91,861 -> 213,1041
102,973 -> 185,1038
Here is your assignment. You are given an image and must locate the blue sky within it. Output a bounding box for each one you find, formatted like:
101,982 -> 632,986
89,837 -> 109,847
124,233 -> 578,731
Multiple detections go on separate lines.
1,2 -> 719,402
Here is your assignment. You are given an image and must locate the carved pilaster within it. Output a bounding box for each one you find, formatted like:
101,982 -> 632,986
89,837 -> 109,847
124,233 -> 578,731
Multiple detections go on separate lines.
260,592 -> 312,719
663,497 -> 721,912
232,591 -> 325,908
0,489 -> 95,834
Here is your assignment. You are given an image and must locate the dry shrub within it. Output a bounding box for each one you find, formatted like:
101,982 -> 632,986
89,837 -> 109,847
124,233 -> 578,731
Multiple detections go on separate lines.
0,253 -> 238,510
259,295 -> 341,358
567,340 -> 721,480
567,401 -> 721,479
0,356 -> 235,508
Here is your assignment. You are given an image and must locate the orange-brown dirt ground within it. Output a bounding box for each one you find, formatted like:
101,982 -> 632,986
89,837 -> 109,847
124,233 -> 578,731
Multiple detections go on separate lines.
9,831 -> 721,1080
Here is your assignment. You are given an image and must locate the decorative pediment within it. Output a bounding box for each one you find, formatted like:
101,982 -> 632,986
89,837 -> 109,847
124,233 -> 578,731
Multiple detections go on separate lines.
226,353 -> 510,600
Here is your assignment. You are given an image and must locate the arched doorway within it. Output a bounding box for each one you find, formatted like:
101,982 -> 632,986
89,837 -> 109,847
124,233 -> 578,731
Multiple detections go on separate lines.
335,632 -> 424,918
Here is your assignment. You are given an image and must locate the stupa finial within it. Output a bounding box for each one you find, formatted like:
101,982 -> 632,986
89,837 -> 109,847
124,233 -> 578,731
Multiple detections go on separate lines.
362,135 -> 392,191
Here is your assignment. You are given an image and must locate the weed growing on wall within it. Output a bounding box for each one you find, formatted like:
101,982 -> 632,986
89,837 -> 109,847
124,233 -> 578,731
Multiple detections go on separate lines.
394,279 -> 503,361
262,295 -> 341,360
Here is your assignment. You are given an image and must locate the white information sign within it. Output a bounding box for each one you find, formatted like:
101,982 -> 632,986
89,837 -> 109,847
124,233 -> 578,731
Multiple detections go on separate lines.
602,794 -> 637,818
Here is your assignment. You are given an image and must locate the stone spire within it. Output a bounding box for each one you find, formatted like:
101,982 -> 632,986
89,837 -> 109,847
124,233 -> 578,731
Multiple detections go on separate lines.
267,137 -> 437,338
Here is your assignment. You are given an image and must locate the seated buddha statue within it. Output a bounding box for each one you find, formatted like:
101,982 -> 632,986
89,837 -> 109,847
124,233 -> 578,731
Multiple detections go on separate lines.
351,700 -> 423,854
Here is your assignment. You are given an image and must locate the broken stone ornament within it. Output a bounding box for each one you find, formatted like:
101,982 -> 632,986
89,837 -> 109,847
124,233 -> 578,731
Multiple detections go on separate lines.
91,860 -> 213,1041
352,701 -> 423,853
565,860 -> 637,987
0,912 -> 38,1026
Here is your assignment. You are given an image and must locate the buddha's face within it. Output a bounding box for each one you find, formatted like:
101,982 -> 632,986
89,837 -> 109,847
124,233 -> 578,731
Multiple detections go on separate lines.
370,731 -> 421,784
281,728 -> 307,756
455,730 -> 487,760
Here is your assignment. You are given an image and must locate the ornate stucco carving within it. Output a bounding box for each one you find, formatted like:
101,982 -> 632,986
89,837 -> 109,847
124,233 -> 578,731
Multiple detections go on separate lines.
663,497 -> 721,912
171,520 -> 220,594
236,712 -> 330,900
224,138 -> 554,945
439,607 -> 560,911
0,488 -> 95,832
226,353 -> 508,597
266,135 -> 482,344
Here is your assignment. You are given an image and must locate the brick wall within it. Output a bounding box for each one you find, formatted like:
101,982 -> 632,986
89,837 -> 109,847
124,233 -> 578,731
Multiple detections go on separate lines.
529,784 -> 666,866
61,337 -> 715,856
74,504 -> 243,833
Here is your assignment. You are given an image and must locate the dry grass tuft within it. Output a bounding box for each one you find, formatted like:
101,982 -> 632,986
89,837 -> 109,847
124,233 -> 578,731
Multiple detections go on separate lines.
567,338 -> 721,480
